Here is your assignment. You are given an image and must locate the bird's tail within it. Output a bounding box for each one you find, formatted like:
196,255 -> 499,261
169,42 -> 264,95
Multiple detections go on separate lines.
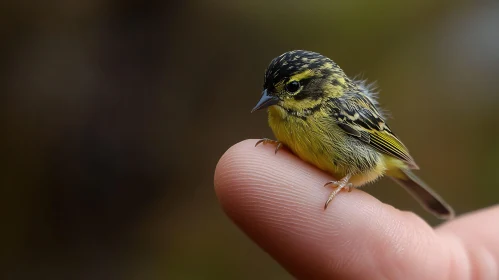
390,169 -> 455,220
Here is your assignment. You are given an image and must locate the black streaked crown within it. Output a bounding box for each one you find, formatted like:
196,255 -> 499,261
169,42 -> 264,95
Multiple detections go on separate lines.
263,50 -> 334,92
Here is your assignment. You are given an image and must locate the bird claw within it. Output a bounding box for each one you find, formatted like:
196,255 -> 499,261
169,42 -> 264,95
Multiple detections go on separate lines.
323,175 -> 353,209
255,138 -> 282,154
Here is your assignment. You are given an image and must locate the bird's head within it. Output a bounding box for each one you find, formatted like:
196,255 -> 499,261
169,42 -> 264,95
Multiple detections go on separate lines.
252,50 -> 347,114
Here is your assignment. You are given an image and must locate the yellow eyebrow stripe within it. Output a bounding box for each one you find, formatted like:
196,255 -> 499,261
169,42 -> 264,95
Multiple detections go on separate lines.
289,69 -> 314,82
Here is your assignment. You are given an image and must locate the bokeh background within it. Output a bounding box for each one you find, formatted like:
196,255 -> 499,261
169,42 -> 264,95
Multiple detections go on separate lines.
2,0 -> 499,279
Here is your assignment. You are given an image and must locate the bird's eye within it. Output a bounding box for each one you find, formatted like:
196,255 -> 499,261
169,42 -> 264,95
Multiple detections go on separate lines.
286,81 -> 300,93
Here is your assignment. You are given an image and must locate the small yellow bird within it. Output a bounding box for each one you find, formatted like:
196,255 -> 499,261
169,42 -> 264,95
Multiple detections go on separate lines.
252,50 -> 454,219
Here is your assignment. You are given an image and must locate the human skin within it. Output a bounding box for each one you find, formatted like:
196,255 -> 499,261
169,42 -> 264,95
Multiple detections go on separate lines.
214,140 -> 499,280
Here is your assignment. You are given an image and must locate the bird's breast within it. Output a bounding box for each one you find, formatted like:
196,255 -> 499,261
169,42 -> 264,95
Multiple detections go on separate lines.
267,106 -> 385,186
268,106 -> 343,173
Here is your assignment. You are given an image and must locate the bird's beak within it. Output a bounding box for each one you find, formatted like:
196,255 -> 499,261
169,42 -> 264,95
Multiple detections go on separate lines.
251,89 -> 279,113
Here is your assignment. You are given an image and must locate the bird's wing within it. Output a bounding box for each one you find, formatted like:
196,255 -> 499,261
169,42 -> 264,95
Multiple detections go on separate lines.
329,92 -> 419,169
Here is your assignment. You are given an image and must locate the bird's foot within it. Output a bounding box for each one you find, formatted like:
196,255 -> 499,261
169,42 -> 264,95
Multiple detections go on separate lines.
255,138 -> 282,154
323,174 -> 353,209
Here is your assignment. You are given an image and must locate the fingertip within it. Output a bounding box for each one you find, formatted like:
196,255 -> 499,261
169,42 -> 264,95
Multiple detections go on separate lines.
214,139 -> 448,279
214,139 -> 264,211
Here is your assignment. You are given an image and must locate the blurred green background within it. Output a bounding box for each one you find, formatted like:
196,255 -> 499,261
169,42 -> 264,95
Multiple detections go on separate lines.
2,0 -> 499,279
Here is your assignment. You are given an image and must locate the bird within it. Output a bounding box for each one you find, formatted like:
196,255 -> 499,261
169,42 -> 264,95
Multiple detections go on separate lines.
251,50 -> 454,220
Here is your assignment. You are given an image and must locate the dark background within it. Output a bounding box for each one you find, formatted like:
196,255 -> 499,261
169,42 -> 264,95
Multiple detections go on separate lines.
2,0 -> 499,279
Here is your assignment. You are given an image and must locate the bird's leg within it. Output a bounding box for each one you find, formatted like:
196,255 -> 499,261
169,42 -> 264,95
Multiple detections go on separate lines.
255,138 -> 282,154
323,174 -> 353,209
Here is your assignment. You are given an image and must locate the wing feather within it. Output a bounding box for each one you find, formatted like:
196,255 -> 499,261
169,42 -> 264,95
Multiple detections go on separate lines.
329,92 -> 418,169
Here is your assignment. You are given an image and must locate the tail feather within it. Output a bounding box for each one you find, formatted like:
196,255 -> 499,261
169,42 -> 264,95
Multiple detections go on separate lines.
390,169 -> 455,220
